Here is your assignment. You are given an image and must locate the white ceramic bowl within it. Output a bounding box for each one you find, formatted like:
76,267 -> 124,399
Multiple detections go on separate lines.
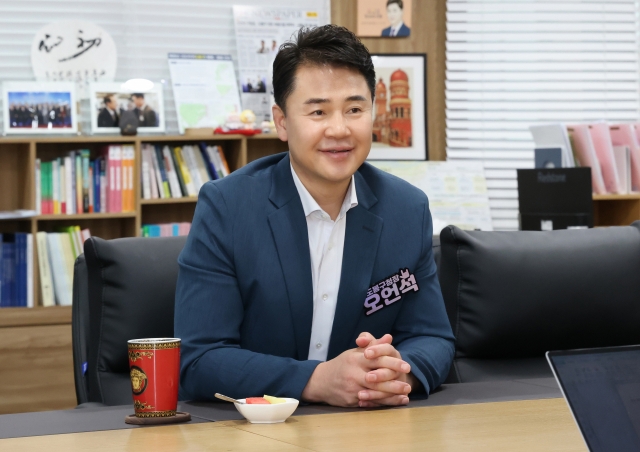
233,398 -> 299,424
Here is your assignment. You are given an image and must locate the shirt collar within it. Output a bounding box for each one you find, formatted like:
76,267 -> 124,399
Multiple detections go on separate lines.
290,162 -> 358,220
391,22 -> 404,33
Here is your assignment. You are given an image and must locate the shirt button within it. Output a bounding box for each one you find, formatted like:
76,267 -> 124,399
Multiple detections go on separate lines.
316,343 -> 322,349
322,294 -> 328,301
327,243 -> 333,250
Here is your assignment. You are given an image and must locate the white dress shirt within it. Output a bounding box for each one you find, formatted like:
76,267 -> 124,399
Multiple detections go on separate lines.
390,22 -> 404,37
291,164 -> 358,361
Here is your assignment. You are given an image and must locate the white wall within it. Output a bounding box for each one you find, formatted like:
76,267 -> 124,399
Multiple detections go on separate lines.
0,0 -> 330,133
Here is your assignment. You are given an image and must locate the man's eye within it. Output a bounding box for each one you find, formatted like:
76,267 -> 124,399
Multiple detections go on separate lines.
349,107 -> 362,113
312,110 -> 324,116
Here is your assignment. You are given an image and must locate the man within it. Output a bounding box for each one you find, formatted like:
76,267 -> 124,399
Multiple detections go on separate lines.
175,25 -> 453,408
381,0 -> 411,37
97,94 -> 119,128
131,93 -> 158,127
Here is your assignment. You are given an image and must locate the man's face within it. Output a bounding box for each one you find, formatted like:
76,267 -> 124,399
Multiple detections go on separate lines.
106,97 -> 116,109
132,96 -> 144,108
273,65 -> 372,187
387,4 -> 403,26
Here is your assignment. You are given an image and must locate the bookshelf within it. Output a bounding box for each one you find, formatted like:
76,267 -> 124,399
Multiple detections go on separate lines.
593,193 -> 640,227
0,133 -> 288,413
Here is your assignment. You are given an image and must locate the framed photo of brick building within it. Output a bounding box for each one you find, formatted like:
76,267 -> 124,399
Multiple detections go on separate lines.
368,53 -> 427,160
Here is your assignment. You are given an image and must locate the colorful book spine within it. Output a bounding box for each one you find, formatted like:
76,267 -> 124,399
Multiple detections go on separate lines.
35,159 -> 41,214
154,146 -> 171,198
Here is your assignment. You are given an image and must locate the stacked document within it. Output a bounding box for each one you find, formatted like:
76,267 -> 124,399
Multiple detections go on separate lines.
530,122 -> 640,194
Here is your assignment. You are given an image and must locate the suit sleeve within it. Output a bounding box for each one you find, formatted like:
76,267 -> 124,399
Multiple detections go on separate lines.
392,199 -> 455,395
174,182 -> 320,401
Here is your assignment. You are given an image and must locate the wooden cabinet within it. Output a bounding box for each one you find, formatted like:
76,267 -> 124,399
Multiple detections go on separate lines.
0,133 -> 288,413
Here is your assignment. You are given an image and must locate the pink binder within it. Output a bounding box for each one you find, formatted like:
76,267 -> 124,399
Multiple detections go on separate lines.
610,124 -> 640,192
588,123 -> 623,194
567,125 -> 606,194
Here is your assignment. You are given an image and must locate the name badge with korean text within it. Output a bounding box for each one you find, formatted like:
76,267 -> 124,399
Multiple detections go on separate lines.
363,268 -> 419,316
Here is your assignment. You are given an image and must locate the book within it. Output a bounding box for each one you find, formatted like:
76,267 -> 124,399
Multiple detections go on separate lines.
46,233 -> 71,306
15,233 -> 27,307
26,234 -> 33,308
99,157 -> 107,212
81,150 -> 91,213
589,123 -> 623,194
169,146 -> 189,197
199,143 -> 219,181
613,146 -> 631,194
216,146 -> 231,176
183,146 -> 204,192
529,124 -> 575,168
141,150 -> 151,200
36,232 -> 55,307
567,125 -> 607,195
609,124 -> 640,193
162,145 -> 183,198
191,145 -> 212,190
1,234 -> 15,307
535,148 -> 563,169
123,145 -> 135,212
154,146 -> 171,198
65,155 -> 74,214
35,159 -> 41,215
172,147 -> 197,196
75,152 -> 83,213
52,158 -> 60,214
206,146 -> 224,179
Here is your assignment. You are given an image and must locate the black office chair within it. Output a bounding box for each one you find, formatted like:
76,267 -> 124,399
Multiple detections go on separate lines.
72,236 -> 187,406
439,222 -> 640,383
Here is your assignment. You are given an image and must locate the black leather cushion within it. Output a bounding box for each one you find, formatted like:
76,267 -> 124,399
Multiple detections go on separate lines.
84,236 -> 187,405
440,223 -> 640,363
72,254 -> 89,404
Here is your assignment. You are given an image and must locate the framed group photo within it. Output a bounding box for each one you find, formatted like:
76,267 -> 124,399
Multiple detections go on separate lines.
89,82 -> 165,134
2,82 -> 77,135
368,53 -> 427,160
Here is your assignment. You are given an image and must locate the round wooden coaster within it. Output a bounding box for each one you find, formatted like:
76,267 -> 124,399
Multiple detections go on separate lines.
125,411 -> 191,425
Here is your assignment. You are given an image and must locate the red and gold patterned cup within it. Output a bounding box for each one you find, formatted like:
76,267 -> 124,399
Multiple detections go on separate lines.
127,338 -> 181,418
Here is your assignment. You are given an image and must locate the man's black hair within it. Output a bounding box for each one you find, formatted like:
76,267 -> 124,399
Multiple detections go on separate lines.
387,0 -> 404,8
272,25 -> 376,114
103,94 -> 114,105
131,93 -> 144,99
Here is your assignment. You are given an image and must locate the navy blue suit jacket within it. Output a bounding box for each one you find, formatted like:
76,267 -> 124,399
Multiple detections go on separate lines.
175,153 -> 454,401
381,23 -> 411,37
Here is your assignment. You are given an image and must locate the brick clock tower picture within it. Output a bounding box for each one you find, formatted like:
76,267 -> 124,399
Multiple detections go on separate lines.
368,54 -> 426,160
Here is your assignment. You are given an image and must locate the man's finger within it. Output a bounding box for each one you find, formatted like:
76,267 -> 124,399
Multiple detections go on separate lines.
363,355 -> 411,374
355,332 -> 393,349
360,380 -> 411,396
364,343 -> 401,360
365,368 -> 399,384
358,393 -> 410,407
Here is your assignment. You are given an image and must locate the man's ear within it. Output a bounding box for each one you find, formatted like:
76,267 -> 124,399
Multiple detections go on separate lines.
272,104 -> 288,142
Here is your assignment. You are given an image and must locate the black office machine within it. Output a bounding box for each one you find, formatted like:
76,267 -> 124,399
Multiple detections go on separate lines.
517,168 -> 593,230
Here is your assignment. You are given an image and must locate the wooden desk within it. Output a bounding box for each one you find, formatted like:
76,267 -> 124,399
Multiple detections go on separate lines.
0,398 -> 585,451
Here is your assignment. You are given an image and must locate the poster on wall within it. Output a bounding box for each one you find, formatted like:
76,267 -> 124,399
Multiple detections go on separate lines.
369,161 -> 493,233
167,54 -> 242,134
30,21 -> 117,99
368,54 -> 427,160
357,0 -> 412,38
89,82 -> 165,134
2,82 -> 77,135
232,6 -> 324,122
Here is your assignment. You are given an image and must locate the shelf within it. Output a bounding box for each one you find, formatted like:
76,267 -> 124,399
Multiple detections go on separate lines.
37,212 -> 136,220
141,197 -> 198,205
593,194 -> 640,201
0,306 -> 71,328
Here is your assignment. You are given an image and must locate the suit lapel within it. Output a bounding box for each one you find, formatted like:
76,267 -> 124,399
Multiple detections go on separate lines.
268,155 -> 314,360
328,173 -> 383,359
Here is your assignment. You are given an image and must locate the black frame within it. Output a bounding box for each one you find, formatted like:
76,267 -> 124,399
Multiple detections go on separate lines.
369,53 -> 428,160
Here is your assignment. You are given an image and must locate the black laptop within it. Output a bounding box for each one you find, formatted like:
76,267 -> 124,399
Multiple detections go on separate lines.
547,346 -> 640,452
